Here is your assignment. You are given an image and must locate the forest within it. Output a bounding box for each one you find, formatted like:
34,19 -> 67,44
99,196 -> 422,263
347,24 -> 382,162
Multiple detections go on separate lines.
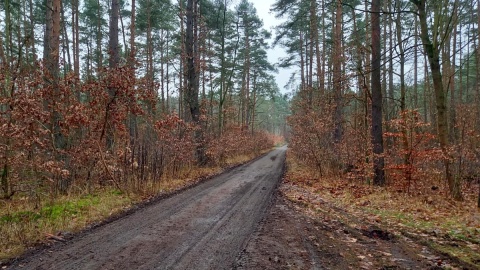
0,0 -> 288,199
280,0 -> 480,202
278,0 -> 480,266
0,0 -> 479,266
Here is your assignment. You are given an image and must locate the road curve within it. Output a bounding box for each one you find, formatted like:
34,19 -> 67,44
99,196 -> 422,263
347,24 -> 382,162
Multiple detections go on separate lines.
9,146 -> 287,270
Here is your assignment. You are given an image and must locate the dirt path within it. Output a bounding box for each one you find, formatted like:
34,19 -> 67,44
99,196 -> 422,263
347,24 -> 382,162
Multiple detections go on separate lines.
8,147 -> 286,270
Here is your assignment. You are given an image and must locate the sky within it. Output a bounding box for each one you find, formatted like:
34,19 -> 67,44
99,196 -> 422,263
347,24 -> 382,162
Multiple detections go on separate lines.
251,0 -> 294,95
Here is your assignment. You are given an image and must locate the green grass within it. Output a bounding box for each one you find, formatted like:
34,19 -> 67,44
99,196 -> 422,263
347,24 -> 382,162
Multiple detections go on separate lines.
1,195 -> 104,225
0,189 -> 134,261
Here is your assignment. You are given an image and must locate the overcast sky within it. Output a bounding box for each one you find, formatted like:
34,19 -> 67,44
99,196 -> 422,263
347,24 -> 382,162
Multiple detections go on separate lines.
251,0 -> 293,95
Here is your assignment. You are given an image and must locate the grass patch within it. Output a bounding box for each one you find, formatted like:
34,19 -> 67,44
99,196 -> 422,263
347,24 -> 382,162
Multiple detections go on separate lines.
0,189 -> 135,261
429,241 -> 480,267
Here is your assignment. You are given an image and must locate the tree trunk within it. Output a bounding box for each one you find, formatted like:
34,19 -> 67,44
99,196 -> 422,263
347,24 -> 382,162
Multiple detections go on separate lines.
310,0 -> 322,96
44,0 -> 64,152
449,19 -> 457,143
299,31 -> 305,93
60,1 -> 71,73
161,30 -> 166,114
44,0 -> 52,63
251,72 -> 257,135
179,0 -> 185,120
72,0 -> 80,83
240,14 -> 250,127
128,0 -> 137,165
477,0 -> 480,134
218,0 -> 227,135
185,0 -> 205,165
424,54 -> 429,122
388,0 -> 394,120
166,30 -> 170,113
458,24 -> 463,104
96,0 -> 103,75
382,0 -> 388,125
333,0 -> 343,142
414,15 -> 418,109
477,0 -> 480,207
371,0 -> 385,186
146,4 -> 155,115
106,0 -> 120,150
319,0 -> 326,94
28,0 -> 37,62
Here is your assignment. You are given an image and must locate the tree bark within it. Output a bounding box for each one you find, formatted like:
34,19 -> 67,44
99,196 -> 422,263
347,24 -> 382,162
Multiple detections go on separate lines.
44,0 -> 64,152
185,0 -> 205,165
477,0 -> 480,134
28,0 -> 37,62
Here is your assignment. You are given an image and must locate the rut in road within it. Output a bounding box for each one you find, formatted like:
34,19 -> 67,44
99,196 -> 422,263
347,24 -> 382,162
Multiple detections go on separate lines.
9,146 -> 287,270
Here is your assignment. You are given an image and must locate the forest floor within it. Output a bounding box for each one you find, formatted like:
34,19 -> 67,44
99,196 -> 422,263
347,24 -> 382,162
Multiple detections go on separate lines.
235,158 -> 480,269
236,189 -> 474,269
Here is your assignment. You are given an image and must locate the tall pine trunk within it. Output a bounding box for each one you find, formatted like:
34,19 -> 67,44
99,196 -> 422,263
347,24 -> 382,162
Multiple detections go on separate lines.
332,0 -> 343,142
185,0 -> 205,165
106,0 -> 120,150
371,0 -> 385,186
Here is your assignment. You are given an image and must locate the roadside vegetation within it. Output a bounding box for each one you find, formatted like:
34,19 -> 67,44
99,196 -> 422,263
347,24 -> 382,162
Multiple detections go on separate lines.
0,140 -> 279,261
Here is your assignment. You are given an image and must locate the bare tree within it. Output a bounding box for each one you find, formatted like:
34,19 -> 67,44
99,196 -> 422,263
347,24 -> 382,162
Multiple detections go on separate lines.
410,0 -> 462,200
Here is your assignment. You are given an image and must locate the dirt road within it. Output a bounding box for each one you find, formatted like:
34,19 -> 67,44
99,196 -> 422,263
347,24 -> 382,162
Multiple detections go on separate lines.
9,147 -> 286,270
